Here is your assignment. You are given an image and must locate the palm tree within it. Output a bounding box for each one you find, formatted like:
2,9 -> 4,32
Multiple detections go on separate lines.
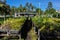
19,4 -> 23,12
23,7 -> 26,12
25,2 -> 29,12
17,8 -> 20,13
26,2 -> 29,8
36,8 -> 43,15
29,3 -> 35,12
11,6 -> 16,15
0,4 -> 10,23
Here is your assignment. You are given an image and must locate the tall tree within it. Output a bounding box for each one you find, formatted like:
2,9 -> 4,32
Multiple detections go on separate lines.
0,0 -> 10,15
11,6 -> 16,15
45,2 -> 56,14
26,2 -> 29,8
25,2 -> 36,12
29,3 -> 34,12
25,2 -> 29,12
19,4 -> 23,12
47,2 -> 52,10
17,7 -> 20,13
36,8 -> 43,15
23,7 -> 26,12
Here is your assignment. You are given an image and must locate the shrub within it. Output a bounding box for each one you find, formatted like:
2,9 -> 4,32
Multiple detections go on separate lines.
2,17 -> 26,30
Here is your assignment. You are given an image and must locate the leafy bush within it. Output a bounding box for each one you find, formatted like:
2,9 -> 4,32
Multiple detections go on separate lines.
32,16 -> 60,31
2,17 -> 26,30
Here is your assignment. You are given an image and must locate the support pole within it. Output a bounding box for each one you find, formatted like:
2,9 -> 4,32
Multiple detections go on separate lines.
19,34 -> 21,40
38,29 -> 40,40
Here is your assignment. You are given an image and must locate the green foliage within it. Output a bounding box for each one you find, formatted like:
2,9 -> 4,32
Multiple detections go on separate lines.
45,2 -> 56,15
11,6 -> 16,15
0,17 -> 4,24
47,2 -> 53,9
32,16 -> 60,32
3,17 -> 26,30
0,4 -> 10,15
36,8 -> 43,15
32,16 -> 43,26
45,8 -> 56,14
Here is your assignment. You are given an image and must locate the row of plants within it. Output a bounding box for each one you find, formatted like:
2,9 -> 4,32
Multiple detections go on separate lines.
0,17 -> 11,24
0,17 -> 37,40
32,16 -> 60,31
2,15 -> 60,31
2,17 -> 26,30
0,16 -> 60,40
0,17 -> 26,40
31,15 -> 60,40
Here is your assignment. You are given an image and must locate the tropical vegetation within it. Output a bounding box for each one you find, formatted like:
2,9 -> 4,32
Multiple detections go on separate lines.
0,0 -> 60,40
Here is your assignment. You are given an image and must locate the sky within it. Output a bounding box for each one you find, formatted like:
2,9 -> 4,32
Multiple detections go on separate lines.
6,0 -> 60,11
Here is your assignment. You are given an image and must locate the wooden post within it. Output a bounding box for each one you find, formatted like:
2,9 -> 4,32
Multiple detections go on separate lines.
38,29 -> 40,40
19,34 -> 21,40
